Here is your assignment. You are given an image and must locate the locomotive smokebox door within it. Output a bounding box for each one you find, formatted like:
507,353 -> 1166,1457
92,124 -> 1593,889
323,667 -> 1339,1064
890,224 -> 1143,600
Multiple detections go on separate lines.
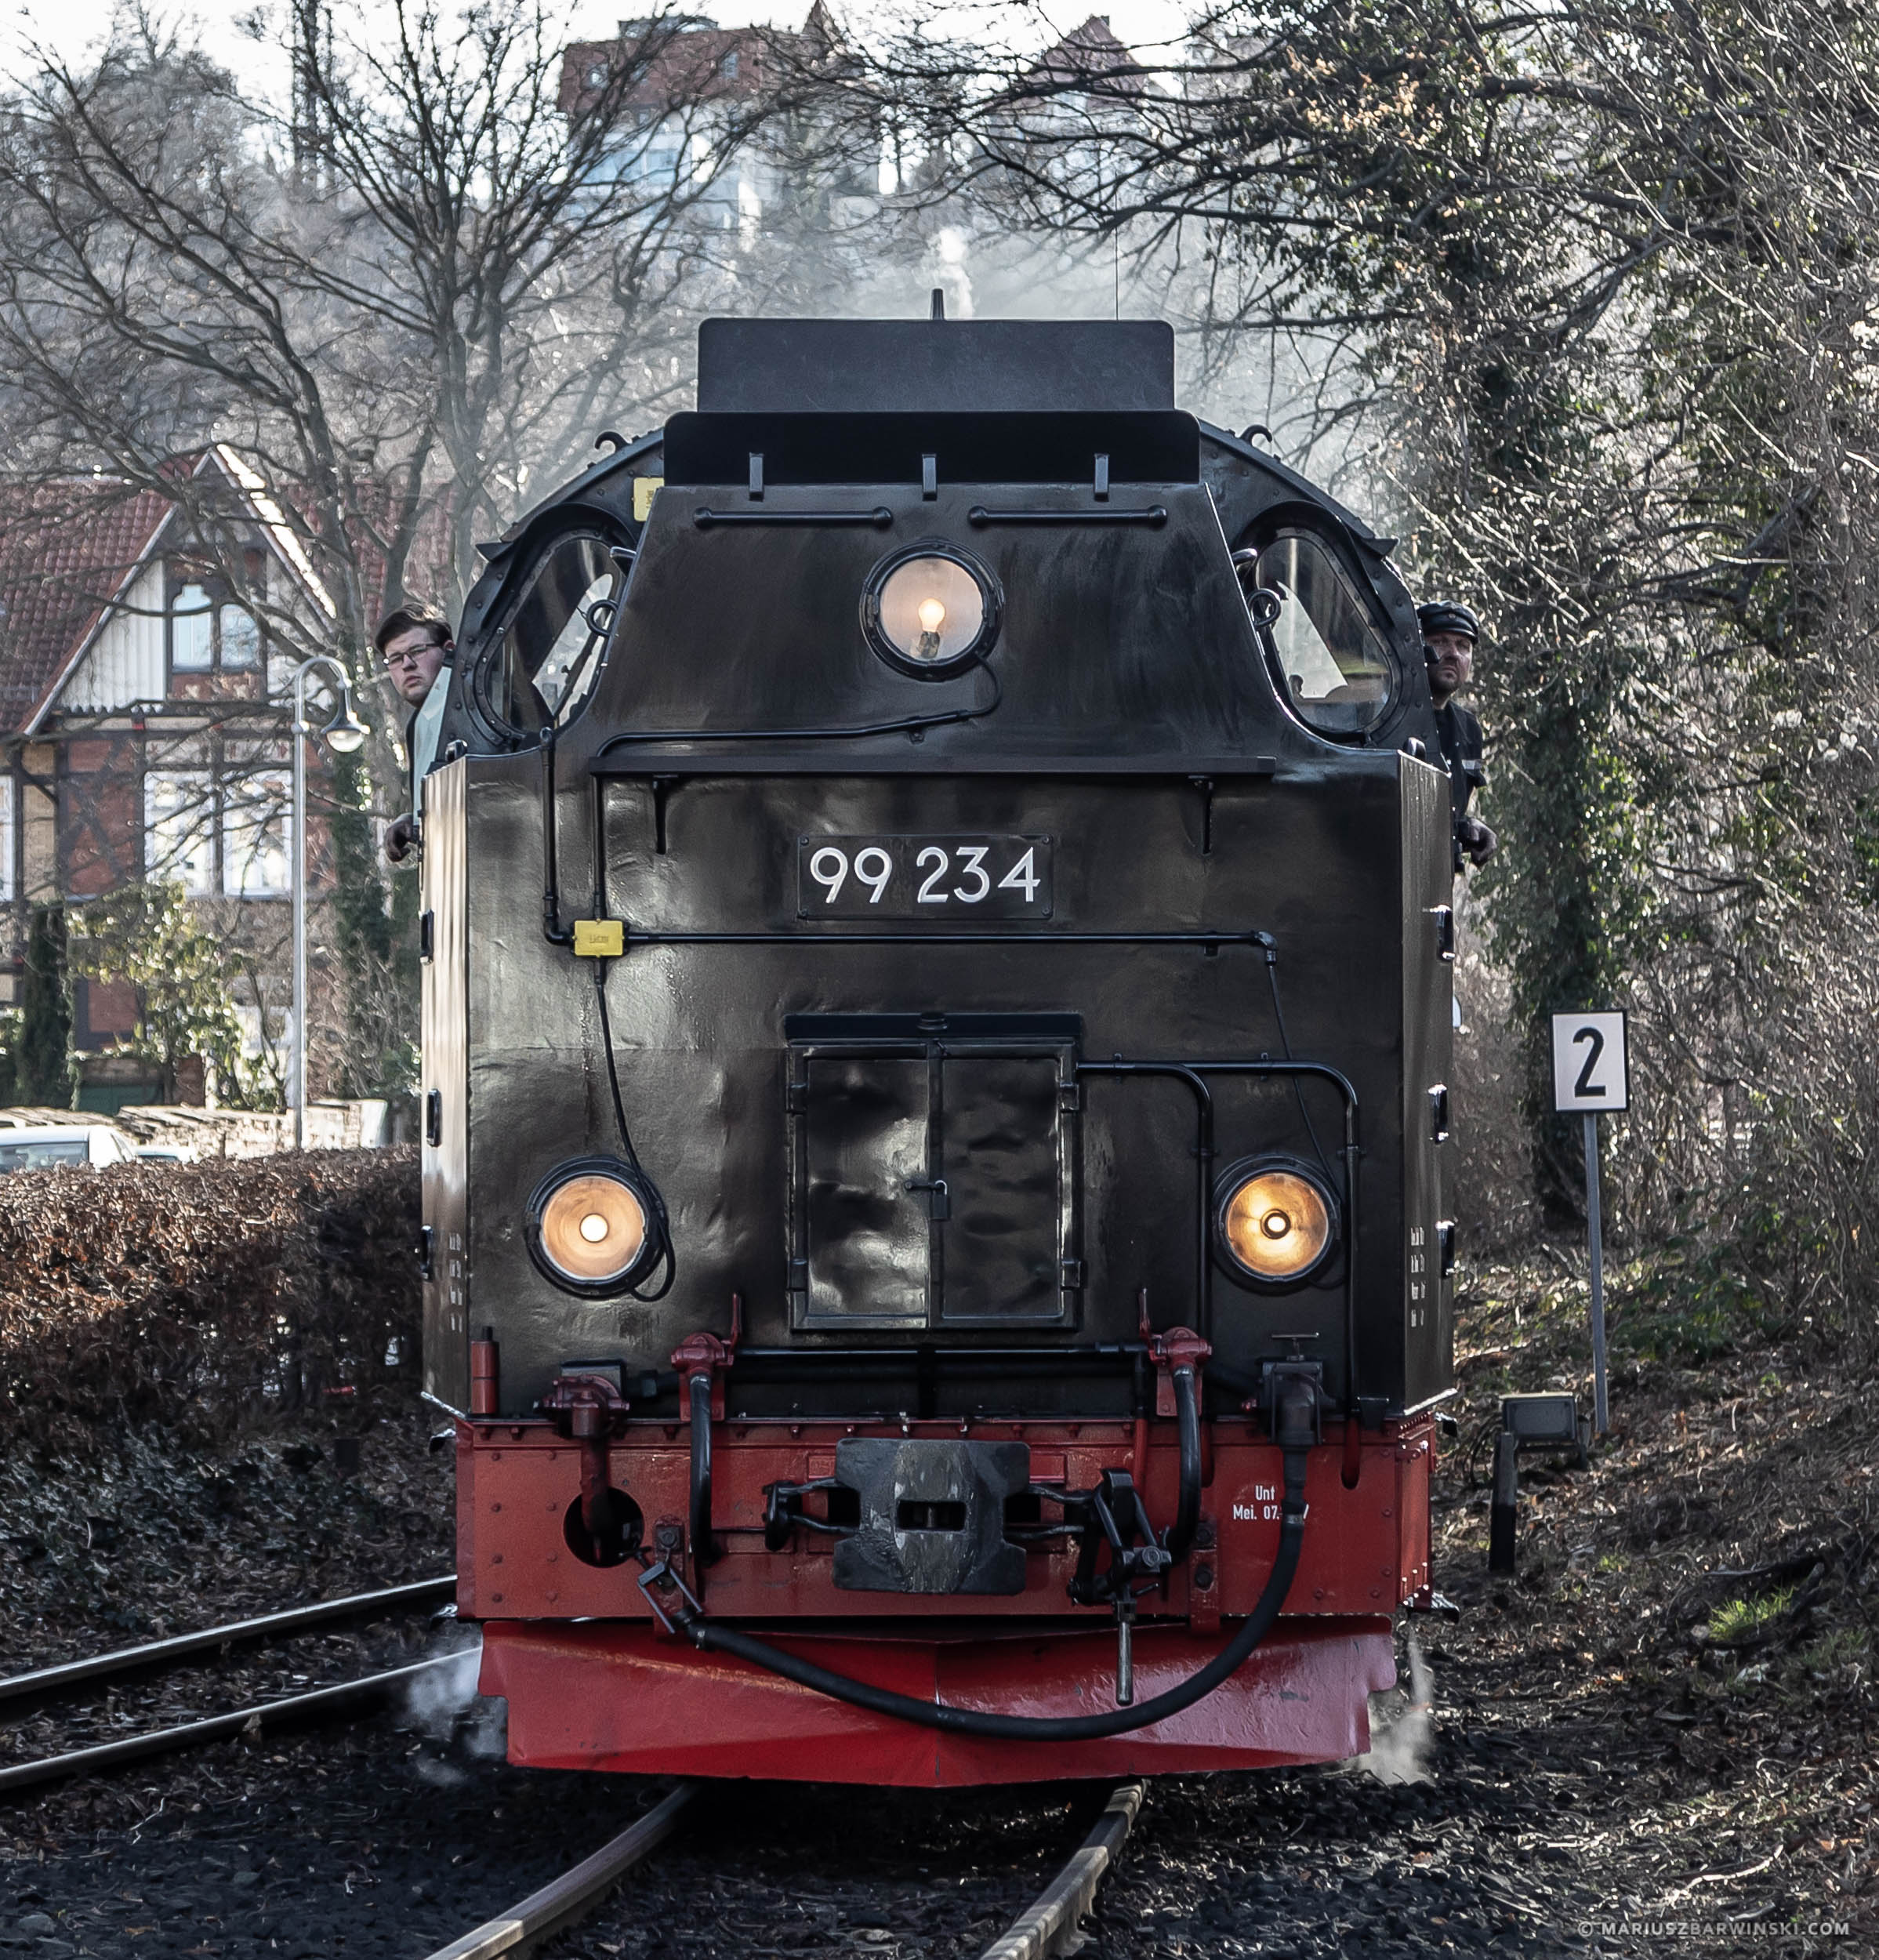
832,1439 -> 1029,1595
787,1014 -> 1081,1332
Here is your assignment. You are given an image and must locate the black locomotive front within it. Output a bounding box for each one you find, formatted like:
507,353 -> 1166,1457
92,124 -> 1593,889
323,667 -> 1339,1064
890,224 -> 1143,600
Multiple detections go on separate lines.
419,316 -> 1454,1785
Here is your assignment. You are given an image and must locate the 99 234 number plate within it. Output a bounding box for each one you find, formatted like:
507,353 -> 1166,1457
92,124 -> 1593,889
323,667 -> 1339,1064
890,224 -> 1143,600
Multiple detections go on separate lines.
798,835 -> 1053,920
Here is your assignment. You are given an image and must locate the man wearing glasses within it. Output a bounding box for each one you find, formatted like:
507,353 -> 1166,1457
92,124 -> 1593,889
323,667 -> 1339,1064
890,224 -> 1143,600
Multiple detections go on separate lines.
375,602 -> 454,866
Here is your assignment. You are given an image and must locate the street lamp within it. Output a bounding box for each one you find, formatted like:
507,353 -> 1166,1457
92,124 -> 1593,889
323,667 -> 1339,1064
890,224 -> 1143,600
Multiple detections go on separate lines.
288,655 -> 368,1149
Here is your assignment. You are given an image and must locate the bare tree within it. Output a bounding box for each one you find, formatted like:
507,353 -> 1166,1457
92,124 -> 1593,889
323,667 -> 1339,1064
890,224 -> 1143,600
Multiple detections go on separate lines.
0,0 -> 828,1102
842,2 -> 1879,1269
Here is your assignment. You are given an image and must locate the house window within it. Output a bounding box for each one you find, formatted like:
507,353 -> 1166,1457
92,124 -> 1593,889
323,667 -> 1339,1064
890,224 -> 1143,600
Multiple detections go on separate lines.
145,768 -> 291,898
0,775 -> 13,904
219,605 -> 261,670
222,771 -> 292,898
615,114 -> 684,187
169,571 -> 263,678
171,583 -> 215,672
145,771 -> 217,895
722,49 -> 738,78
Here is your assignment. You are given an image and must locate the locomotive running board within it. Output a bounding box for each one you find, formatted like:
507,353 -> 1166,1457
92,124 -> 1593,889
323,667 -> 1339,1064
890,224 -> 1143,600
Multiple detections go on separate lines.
477,1617 -> 1395,1788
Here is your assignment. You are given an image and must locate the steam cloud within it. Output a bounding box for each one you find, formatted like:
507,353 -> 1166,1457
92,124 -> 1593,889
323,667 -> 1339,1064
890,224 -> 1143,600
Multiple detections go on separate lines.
1355,1630 -> 1435,1785
403,1632 -> 507,1778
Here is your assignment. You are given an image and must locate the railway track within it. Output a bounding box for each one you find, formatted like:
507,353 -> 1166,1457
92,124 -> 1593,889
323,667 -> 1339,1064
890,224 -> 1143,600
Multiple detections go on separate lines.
420,1778 -> 1145,1960
0,1574 -> 460,1797
0,1651 -> 460,1795
0,1573 -> 455,1709
7,1585 -> 1146,1956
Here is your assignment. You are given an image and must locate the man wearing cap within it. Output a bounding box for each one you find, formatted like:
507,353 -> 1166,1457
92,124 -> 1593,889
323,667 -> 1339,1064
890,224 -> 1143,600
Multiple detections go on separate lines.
375,601 -> 455,866
1419,600 -> 1497,872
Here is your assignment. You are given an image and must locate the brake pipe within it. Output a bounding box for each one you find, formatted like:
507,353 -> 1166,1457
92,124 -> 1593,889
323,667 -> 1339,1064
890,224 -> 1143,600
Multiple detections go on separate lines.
644,1373 -> 1318,1744
1169,1362 -> 1203,1560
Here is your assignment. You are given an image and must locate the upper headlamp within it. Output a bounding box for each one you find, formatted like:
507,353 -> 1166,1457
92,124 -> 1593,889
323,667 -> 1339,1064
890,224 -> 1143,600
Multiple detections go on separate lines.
528,1156 -> 662,1295
1214,1159 -> 1337,1287
862,543 -> 999,677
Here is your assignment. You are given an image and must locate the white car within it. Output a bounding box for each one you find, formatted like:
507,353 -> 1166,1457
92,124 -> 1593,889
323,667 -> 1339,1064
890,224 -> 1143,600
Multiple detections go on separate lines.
0,1123 -> 141,1174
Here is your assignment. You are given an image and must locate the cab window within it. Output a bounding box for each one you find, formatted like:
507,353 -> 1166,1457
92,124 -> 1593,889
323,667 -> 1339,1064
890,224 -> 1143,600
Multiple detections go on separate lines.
1253,530 -> 1395,736
480,531 -> 623,738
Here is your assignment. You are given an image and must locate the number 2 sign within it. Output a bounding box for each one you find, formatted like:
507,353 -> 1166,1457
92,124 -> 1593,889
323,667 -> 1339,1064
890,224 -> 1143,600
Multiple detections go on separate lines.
1551,1011 -> 1629,1113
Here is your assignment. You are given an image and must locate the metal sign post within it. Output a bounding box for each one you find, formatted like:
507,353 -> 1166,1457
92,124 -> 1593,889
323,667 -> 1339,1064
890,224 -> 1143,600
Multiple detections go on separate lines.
1551,1011 -> 1629,1436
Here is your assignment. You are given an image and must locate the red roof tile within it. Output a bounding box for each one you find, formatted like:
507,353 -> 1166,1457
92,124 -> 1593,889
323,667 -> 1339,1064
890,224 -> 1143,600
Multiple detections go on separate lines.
0,478 -> 173,735
559,22 -> 797,118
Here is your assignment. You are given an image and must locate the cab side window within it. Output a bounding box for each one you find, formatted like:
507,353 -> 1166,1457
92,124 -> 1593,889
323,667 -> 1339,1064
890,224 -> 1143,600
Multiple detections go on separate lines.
478,532 -> 623,739
1252,530 -> 1395,737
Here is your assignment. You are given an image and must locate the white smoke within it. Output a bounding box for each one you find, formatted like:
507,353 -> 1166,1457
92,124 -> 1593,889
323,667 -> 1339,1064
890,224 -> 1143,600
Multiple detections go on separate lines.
927,226 -> 976,318
1354,1631 -> 1435,1785
403,1634 -> 507,1763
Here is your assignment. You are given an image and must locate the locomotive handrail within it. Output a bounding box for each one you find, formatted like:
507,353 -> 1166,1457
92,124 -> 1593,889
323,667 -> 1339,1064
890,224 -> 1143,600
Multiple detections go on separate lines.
692,506 -> 894,528
967,504 -> 1169,526
586,648 -> 1003,764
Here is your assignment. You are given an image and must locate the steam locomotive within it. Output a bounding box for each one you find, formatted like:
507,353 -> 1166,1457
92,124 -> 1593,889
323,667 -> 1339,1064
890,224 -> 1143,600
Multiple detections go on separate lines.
419,314 -> 1454,1786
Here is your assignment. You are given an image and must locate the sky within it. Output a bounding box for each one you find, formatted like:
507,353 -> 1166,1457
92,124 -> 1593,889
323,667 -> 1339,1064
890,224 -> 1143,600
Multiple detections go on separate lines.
7,1 -> 1197,108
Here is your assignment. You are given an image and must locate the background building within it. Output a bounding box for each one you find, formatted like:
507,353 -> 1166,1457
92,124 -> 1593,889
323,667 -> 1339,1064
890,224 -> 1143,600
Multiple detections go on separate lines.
0,448 -> 346,1110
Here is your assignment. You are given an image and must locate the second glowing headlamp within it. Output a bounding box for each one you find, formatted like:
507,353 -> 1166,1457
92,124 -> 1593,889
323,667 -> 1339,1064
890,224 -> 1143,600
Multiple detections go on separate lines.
1213,1158 -> 1338,1289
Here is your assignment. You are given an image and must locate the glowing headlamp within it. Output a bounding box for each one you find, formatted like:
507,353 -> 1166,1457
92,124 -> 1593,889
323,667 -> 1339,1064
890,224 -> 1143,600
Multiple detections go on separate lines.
528,1157 -> 663,1295
862,543 -> 999,677
1214,1159 -> 1337,1287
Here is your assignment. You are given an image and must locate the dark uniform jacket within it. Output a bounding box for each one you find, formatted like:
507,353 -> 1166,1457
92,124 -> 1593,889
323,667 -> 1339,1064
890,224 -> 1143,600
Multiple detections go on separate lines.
1433,700 -> 1485,869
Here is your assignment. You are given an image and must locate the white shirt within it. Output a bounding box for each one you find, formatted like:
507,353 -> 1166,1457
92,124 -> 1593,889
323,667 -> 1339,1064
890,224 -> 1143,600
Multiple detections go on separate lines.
408,664 -> 450,819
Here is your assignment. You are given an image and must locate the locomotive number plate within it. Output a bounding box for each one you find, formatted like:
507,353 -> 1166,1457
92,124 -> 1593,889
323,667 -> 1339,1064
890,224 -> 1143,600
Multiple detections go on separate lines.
797,835 -> 1054,920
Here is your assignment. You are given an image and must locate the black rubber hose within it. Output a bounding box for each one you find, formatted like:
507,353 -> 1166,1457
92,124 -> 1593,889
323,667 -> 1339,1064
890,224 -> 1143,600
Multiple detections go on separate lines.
1169,1364 -> 1202,1559
687,1374 -> 718,1573
540,728 -> 573,946
674,1413 -> 1313,1742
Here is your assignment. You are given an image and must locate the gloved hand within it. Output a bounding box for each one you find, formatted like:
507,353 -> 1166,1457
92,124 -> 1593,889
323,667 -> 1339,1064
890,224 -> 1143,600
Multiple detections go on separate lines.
1460,815 -> 1497,866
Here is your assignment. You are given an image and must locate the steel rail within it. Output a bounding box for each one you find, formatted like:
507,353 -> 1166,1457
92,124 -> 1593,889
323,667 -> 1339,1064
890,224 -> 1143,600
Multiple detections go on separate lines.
0,1655 -> 457,1797
420,1784 -> 699,1960
0,1575 -> 457,1709
979,1781 -> 1146,1960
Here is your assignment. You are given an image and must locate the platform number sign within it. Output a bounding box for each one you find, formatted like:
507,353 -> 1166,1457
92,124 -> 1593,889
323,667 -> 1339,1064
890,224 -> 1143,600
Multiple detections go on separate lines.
1551,1011 -> 1628,1114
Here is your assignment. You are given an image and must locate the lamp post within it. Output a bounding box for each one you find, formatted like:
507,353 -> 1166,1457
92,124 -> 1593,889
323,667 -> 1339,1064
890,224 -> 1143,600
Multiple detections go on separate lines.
288,655 -> 368,1149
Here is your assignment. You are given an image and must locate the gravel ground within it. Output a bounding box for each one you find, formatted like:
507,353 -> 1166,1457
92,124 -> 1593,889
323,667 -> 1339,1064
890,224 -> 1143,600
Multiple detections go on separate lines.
2,1675 -> 1128,1958
3,1255 -> 1874,1958
1,1685 -> 662,1957
0,1410 -> 455,1676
